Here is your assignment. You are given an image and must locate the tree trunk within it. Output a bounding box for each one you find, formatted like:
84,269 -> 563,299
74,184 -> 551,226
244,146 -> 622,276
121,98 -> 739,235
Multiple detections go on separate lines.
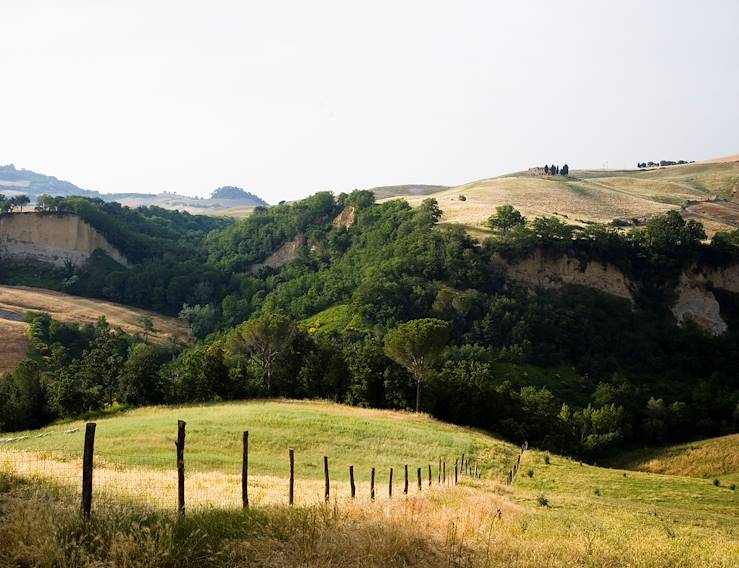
415,375 -> 421,413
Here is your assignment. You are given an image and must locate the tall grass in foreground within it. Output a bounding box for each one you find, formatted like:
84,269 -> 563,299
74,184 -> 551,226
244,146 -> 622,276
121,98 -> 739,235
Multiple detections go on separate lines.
1,473 -> 736,568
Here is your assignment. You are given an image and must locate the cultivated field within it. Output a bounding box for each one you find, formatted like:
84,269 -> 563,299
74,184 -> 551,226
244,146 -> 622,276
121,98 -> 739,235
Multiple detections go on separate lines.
389,158 -> 739,236
608,433 -> 739,483
0,285 -> 188,373
0,401 -> 737,567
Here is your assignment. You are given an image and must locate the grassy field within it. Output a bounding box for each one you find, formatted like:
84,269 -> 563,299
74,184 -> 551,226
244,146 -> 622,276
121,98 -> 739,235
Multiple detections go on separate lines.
608,434 -> 739,483
389,159 -> 739,236
0,285 -> 188,373
0,400 -> 737,566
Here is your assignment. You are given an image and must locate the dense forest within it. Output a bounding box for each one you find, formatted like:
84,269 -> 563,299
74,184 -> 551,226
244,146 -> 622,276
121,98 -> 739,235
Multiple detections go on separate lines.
1,192 -> 738,460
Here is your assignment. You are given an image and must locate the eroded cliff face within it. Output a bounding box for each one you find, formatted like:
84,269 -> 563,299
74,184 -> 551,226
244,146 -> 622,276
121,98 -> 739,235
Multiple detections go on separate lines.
502,250 -> 739,336
332,206 -> 356,229
0,213 -> 129,268
501,249 -> 635,302
249,233 -> 306,273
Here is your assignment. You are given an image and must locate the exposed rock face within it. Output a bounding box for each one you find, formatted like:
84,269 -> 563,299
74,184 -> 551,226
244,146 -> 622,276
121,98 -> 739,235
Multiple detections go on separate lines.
0,213 -> 129,268
502,249 -> 739,336
502,249 -> 634,302
672,274 -> 727,335
332,206 -> 356,229
250,233 -> 305,273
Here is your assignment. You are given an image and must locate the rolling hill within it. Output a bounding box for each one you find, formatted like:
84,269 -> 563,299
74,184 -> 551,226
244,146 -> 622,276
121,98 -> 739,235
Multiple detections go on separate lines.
0,400 -> 736,566
0,164 -> 267,215
608,434 -> 739,483
390,157 -> 739,236
0,285 -> 188,373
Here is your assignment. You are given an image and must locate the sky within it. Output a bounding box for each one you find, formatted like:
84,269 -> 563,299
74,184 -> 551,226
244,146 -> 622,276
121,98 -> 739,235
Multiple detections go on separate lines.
1,0 -> 738,202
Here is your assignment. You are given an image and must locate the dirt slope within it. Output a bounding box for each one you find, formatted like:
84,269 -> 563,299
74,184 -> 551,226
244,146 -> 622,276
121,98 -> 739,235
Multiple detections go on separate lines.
0,285 -> 188,373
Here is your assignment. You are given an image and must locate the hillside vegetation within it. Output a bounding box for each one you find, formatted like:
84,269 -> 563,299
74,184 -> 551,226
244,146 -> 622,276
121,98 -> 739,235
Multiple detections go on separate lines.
0,285 -> 187,373
396,159 -> 739,235
609,434 -> 739,482
2,188 -> 739,463
0,401 -> 737,567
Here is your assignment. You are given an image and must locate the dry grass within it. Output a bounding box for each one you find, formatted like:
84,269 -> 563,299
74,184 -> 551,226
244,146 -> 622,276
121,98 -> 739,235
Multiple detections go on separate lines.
0,319 -> 29,374
386,159 -> 739,236
0,401 -> 737,566
609,434 -> 739,481
0,285 -> 188,373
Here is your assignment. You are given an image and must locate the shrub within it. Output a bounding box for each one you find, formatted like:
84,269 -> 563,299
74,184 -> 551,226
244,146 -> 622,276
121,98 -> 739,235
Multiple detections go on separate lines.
713,479 -> 720,487
544,454 -> 550,465
537,494 -> 549,507
594,487 -> 601,496
458,195 -> 467,201
730,484 -> 736,491
527,469 -> 534,478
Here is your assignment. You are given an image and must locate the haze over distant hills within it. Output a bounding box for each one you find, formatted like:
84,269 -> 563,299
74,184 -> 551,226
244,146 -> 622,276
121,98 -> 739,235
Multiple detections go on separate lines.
0,164 -> 268,215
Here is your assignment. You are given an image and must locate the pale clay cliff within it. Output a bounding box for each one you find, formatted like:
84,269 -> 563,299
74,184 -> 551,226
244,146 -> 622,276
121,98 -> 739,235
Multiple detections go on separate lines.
2,210 -> 737,336
502,250 -> 739,336
0,213 -> 129,268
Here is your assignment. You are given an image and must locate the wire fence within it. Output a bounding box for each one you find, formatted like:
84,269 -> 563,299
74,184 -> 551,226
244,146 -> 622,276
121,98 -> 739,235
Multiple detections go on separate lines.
0,421 -> 500,515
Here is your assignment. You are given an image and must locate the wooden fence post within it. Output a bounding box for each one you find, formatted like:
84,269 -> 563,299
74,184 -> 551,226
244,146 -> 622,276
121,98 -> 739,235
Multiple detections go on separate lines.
289,448 -> 295,506
417,467 -> 422,491
389,467 -> 393,498
404,464 -> 408,494
242,431 -> 249,509
349,465 -> 355,499
461,453 -> 465,474
442,461 -> 446,484
454,459 -> 458,485
324,456 -> 330,503
438,458 -> 441,484
176,420 -> 186,515
370,467 -> 375,500
428,464 -> 432,486
80,422 -> 96,517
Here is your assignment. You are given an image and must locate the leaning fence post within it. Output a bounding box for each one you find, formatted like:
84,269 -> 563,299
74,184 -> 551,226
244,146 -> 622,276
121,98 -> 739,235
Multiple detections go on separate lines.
80,422 -> 96,517
350,465 -> 356,499
176,420 -> 186,515
370,467 -> 375,500
289,448 -> 295,506
324,456 -> 330,503
389,467 -> 393,497
242,431 -> 249,509
404,464 -> 409,494
417,467 -> 422,491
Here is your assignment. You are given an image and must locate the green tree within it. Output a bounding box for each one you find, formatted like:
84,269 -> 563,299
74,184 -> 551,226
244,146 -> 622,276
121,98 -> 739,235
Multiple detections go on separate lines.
487,205 -> 526,234
227,313 -> 296,394
384,318 -> 450,412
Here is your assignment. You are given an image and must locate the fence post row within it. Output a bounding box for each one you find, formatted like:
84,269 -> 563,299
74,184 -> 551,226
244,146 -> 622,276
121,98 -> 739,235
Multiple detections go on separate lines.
176,420 -> 186,515
80,422 -> 96,517
79,420 -> 481,513
242,431 -> 249,509
289,448 -> 295,505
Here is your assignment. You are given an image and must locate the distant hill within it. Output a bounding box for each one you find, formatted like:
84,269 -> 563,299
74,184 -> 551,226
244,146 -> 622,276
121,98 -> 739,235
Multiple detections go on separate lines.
389,155 -> 739,236
0,164 -> 268,215
368,184 -> 450,199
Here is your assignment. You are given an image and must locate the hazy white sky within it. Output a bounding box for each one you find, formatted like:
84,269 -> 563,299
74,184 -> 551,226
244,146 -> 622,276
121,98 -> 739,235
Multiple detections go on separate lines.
2,0 -> 738,202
